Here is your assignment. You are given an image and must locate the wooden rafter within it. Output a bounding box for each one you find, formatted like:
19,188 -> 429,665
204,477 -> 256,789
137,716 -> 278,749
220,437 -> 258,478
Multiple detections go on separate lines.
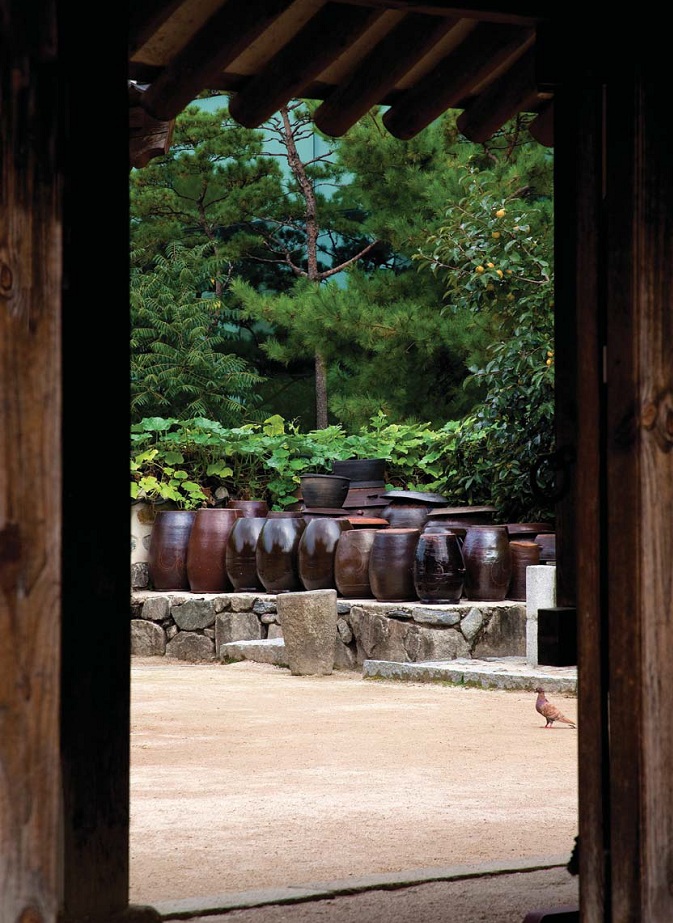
455,42 -> 549,141
382,21 -> 534,138
228,3 -> 388,128
129,0 -> 186,55
313,11 -> 460,136
139,0 -> 292,121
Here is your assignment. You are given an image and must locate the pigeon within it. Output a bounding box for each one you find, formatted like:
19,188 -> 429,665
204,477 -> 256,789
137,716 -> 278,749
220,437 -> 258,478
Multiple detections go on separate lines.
535,686 -> 576,728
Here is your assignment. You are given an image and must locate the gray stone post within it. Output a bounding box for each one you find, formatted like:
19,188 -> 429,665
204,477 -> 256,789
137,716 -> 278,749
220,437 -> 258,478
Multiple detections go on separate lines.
276,589 -> 338,675
525,565 -> 557,667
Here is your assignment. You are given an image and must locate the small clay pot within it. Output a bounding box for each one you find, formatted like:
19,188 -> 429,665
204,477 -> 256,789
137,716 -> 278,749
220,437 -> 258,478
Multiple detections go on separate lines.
227,499 -> 269,518
332,457 -> 386,484
381,501 -> 431,530
299,474 -> 351,509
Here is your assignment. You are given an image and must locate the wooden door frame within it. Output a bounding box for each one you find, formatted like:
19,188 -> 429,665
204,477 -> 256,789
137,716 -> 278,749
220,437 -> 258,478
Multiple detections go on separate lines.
2,7 -> 672,921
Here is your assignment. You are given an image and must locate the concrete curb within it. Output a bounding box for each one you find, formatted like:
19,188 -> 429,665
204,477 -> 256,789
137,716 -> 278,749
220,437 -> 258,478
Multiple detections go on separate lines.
153,855 -> 572,919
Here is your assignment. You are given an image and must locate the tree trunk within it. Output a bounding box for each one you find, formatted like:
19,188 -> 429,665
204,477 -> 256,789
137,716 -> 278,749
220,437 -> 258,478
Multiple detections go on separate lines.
315,352 -> 329,429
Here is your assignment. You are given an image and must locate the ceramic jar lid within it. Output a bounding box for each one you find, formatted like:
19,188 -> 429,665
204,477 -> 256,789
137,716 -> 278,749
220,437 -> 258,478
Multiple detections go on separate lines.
383,489 -> 448,504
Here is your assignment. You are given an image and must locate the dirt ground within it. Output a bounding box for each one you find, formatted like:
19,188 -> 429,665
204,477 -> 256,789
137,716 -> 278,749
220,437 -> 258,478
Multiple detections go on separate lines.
129,658 -> 578,910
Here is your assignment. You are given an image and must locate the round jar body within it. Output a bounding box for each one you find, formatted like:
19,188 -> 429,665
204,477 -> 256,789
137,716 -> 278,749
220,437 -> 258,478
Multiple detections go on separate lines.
147,510 -> 197,591
255,517 -> 306,593
461,525 -> 512,601
368,528 -> 420,602
225,516 -> 267,591
413,531 -> 465,604
334,528 -> 380,598
298,518 -> 353,591
185,508 -> 243,593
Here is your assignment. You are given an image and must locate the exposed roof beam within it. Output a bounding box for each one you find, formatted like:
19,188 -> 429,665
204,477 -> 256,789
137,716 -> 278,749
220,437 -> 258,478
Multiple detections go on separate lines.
313,12 -> 460,136
139,0 -> 292,121
331,0 -> 545,26
129,83 -> 175,169
455,43 -> 549,141
129,0 -> 185,55
382,21 -> 533,139
528,98 -> 553,146
228,3 -> 388,128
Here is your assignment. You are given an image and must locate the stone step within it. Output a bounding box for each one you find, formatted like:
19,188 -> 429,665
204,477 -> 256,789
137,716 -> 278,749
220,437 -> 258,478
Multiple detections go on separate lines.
220,637 -> 288,667
219,639 -> 577,693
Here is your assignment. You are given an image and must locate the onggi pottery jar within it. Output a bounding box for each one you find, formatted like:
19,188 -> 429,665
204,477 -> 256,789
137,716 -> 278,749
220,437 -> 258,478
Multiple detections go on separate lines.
332,457 -> 386,485
381,501 -> 431,530
299,474 -> 350,509
381,489 -> 447,530
297,517 -> 353,591
508,540 -> 541,601
413,531 -> 465,604
461,525 -> 512,601
186,507 -> 243,592
256,515 -> 306,593
225,516 -> 267,592
368,527 -> 420,602
227,499 -> 269,518
334,528 -> 379,598
147,509 -> 197,591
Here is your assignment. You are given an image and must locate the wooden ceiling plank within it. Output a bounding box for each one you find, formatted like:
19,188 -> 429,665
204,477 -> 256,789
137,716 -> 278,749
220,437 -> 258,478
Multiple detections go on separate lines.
228,3 -> 387,128
129,0 -> 185,56
330,0 -> 544,27
313,12 -> 460,136
139,0 -> 295,121
455,43 -> 546,141
382,21 -> 533,139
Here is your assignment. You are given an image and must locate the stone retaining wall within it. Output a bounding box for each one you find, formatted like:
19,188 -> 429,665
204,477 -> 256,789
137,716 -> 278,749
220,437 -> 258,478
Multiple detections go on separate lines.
131,586 -> 527,670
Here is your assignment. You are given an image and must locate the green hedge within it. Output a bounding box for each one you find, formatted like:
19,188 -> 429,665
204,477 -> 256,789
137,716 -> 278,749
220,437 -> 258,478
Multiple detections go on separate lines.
130,412 -> 554,523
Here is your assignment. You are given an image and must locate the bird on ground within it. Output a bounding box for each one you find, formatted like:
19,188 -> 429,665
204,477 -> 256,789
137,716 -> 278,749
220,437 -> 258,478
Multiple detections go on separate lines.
535,686 -> 576,728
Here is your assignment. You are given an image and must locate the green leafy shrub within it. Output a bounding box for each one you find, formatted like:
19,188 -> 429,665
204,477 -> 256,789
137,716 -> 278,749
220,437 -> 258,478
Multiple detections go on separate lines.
130,412 -> 554,520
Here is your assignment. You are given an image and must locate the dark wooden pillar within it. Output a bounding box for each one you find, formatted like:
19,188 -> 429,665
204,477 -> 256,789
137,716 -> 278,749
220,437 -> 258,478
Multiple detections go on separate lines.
0,4 -> 63,920
556,39 -> 673,923
603,53 -> 673,922
1,1 -> 159,920
57,5 -> 160,922
553,54 -> 608,923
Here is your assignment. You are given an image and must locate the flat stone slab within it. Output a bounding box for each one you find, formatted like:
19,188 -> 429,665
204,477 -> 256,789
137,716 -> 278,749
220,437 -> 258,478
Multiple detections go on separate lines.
215,640 -> 576,693
220,637 -> 288,667
362,657 -> 577,693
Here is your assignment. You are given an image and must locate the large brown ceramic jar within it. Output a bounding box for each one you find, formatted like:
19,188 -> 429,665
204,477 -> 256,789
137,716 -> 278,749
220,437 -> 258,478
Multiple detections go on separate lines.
334,528 -> 379,598
368,528 -> 420,602
147,510 -> 197,591
413,531 -> 465,604
186,507 -> 243,593
225,516 -> 267,592
461,525 -> 512,601
298,517 -> 353,591
508,540 -> 541,601
256,516 -> 306,593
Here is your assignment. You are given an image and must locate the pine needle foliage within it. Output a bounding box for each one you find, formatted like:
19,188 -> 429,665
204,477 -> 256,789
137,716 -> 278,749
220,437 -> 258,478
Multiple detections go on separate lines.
131,241 -> 265,423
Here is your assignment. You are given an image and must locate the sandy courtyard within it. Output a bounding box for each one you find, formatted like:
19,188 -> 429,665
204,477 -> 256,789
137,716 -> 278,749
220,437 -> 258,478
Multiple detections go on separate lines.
129,658 -> 578,907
